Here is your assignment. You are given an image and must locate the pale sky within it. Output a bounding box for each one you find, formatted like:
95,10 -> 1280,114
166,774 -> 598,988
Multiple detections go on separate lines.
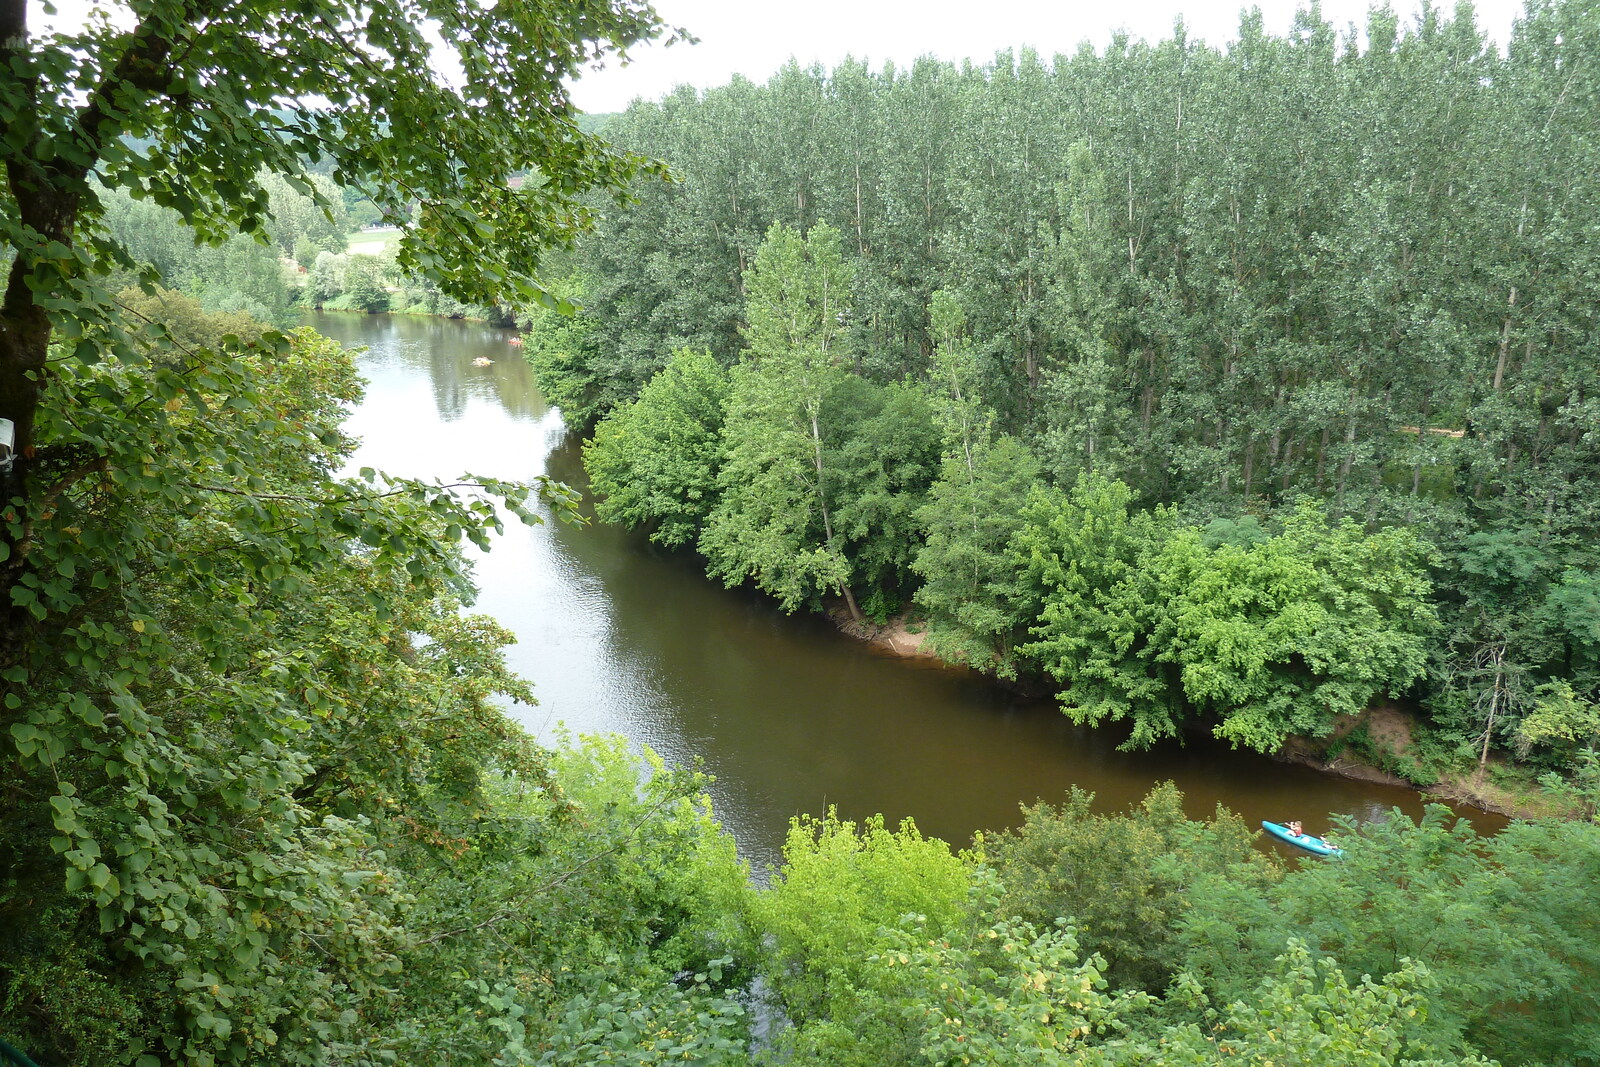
30,0 -> 1528,115
566,0 -> 1529,112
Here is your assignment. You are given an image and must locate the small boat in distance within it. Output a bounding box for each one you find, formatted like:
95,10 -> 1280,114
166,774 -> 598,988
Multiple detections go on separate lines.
1262,820 -> 1343,857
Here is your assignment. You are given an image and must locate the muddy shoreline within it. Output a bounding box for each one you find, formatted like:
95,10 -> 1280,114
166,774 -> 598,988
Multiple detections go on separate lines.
831,610 -> 1546,820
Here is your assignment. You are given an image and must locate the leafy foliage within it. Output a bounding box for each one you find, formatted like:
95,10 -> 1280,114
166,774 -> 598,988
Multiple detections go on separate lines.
1,318 -> 758,1063
379,738 -> 756,1065
985,783 -> 1278,993
875,887 -> 1148,1067
96,186 -> 301,325
585,348 -> 730,548
0,1 -> 709,1060
543,4 -> 1600,788
753,809 -> 970,1027
522,272 -> 634,432
1177,806 -> 1600,1065
1013,475 -> 1178,740
699,223 -> 862,615
1082,943 -> 1496,1067
3,323 -> 561,1061
910,293 -> 1047,672
1025,497 -> 1437,751
1430,528 -> 1600,773
911,434 -> 1043,674
824,376 -> 942,613
8,2 -> 1597,1062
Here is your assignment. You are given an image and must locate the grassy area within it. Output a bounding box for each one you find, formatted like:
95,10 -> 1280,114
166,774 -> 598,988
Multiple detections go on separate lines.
347,227 -> 399,256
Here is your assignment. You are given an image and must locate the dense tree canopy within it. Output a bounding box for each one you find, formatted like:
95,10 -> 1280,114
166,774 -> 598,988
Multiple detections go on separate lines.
984,782 -> 1274,993
540,1 -> 1600,782
1177,806 -> 1600,1065
585,346 -> 731,547
699,222 -> 864,617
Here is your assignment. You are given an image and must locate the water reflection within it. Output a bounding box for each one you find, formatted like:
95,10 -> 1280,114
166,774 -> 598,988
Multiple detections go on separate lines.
318,311 -> 1507,872
310,311 -> 545,422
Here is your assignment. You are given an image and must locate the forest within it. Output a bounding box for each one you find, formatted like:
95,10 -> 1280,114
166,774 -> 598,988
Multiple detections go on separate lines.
2,1 -> 1598,1064
529,0 -> 1600,803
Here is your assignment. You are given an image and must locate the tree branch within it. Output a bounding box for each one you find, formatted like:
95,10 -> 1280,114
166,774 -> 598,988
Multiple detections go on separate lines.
181,480 -> 501,504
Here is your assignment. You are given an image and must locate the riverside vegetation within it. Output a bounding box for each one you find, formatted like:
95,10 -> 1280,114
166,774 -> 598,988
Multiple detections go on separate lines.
2,1 -> 1598,1064
535,2 -> 1600,813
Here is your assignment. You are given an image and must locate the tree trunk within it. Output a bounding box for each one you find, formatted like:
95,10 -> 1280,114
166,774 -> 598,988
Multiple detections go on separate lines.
1,2 -> 189,499
1315,426 -> 1328,490
1477,645 -> 1506,788
1218,416 -> 1230,495
1335,390 -> 1357,507
1493,285 -> 1518,391
2,2 -> 55,497
1126,169 -> 1138,271
1241,433 -> 1255,499
853,160 -> 866,256
1139,350 -> 1156,435
0,261 -> 53,497
811,410 -> 859,623
838,579 -> 861,623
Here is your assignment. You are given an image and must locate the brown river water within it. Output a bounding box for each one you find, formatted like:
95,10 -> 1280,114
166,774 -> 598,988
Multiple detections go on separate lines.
315,311 -> 1506,872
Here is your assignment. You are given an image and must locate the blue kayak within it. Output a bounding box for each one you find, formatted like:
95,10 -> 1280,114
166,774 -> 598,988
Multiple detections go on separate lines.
1262,820 -> 1343,857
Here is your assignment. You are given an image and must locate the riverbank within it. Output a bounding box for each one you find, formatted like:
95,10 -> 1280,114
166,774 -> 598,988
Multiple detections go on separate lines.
1274,706 -> 1559,819
307,302 -> 513,325
831,609 -> 1560,821
834,612 -> 943,664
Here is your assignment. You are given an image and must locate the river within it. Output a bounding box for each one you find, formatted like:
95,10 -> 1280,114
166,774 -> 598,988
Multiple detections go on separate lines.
314,311 -> 1504,871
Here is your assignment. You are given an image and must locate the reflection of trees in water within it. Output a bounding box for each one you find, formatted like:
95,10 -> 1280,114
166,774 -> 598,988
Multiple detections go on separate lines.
486,360 -> 542,420
309,312 -> 545,422
429,341 -> 468,421
305,309 -> 391,351
407,319 -> 541,421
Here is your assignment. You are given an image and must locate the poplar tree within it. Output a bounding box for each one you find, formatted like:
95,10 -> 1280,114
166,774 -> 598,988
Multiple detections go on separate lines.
912,292 -> 1043,674
701,222 -> 863,618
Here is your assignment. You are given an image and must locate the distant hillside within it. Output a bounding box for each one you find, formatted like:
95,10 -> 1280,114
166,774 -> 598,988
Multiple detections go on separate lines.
576,112 -> 618,135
